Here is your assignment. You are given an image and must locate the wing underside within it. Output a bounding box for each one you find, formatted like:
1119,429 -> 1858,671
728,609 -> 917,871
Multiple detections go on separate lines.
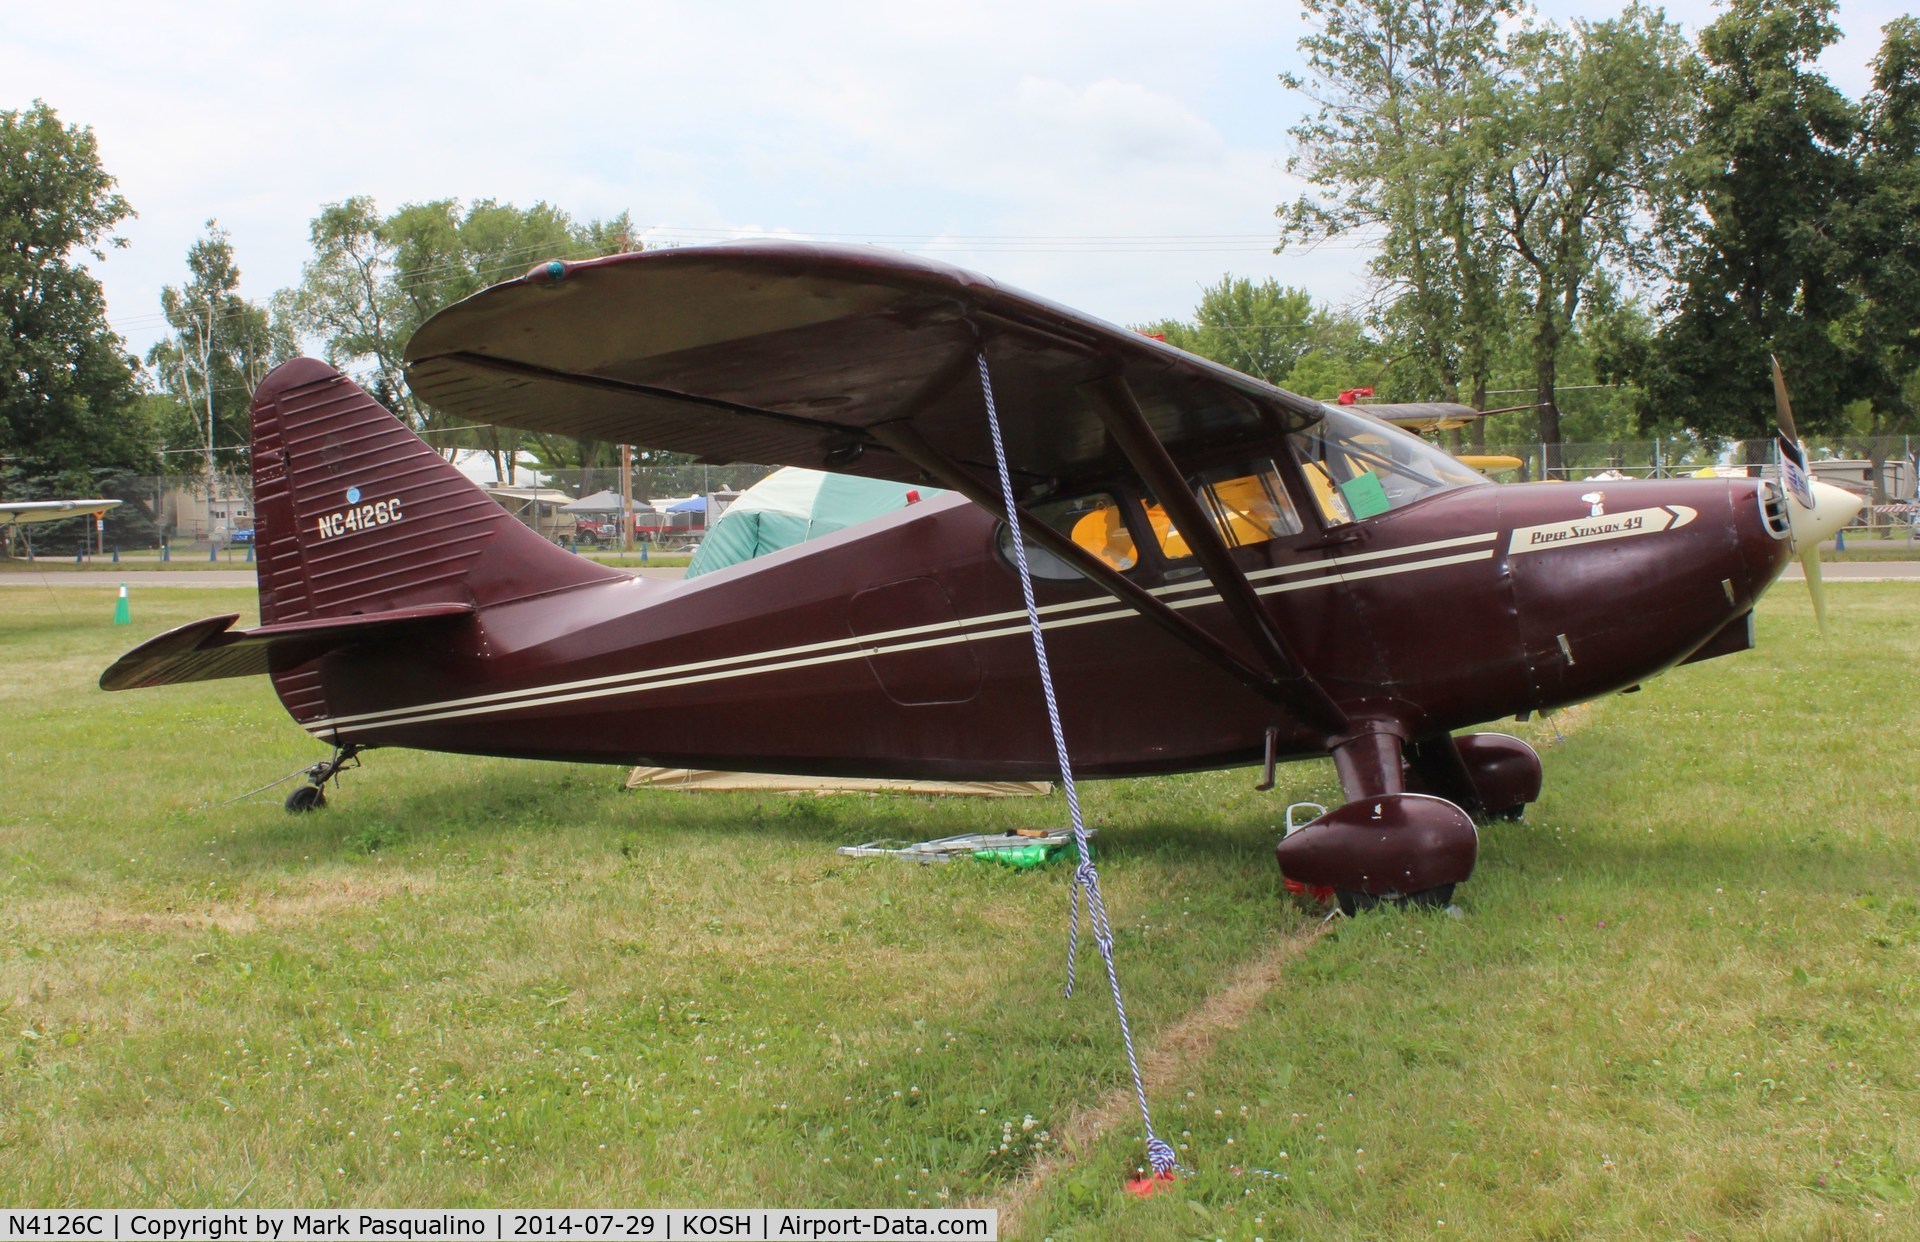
403,242 -> 1327,497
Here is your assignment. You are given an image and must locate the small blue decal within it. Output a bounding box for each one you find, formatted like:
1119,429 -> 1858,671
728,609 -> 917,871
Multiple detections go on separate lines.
346,487 -> 362,503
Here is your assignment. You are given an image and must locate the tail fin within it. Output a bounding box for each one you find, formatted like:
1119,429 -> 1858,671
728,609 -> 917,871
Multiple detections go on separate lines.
250,359 -> 622,722
251,358 -> 618,624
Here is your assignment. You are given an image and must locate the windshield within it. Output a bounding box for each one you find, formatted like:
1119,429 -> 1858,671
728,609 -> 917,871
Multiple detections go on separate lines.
1289,407 -> 1487,525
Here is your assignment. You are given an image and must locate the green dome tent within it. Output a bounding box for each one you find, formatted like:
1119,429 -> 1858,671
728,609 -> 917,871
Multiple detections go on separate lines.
683,468 -> 940,579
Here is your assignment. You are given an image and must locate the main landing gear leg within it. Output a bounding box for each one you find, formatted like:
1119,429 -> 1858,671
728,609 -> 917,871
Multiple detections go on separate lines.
284,744 -> 362,814
1405,733 -> 1544,823
1274,724 -> 1479,915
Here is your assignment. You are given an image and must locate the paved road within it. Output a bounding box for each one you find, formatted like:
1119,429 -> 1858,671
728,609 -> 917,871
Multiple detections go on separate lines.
1779,561 -> 1920,581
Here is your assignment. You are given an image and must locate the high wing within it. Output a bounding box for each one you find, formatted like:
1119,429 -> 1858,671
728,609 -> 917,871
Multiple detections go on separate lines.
0,499 -> 122,527
404,242 -> 1330,498
406,241 -> 1351,734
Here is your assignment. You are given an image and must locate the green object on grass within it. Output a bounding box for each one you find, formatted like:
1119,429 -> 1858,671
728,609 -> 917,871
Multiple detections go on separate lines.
970,839 -> 1089,869
971,843 -> 1057,869
1339,472 -> 1392,519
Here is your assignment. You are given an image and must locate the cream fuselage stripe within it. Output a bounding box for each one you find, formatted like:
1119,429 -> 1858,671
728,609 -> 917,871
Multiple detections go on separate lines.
303,534 -> 1500,736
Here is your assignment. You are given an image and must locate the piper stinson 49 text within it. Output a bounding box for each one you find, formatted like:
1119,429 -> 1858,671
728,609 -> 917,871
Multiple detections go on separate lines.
103,244 -> 1858,911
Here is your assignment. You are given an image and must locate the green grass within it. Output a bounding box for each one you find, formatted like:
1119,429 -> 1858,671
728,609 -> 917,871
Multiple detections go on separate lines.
2,583 -> 1917,1238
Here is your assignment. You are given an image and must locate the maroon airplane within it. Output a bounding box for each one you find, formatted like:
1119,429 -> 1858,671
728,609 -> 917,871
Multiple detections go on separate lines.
102,243 -> 1858,911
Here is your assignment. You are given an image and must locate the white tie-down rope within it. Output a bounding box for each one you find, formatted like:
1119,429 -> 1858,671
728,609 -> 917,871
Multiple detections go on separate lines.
974,352 -> 1176,1177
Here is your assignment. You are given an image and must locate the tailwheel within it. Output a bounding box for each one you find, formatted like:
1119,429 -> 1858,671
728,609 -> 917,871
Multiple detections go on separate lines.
284,784 -> 326,813
282,744 -> 362,815
1335,884 -> 1455,918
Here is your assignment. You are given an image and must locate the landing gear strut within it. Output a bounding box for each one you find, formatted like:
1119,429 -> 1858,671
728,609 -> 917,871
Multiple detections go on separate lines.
284,745 -> 361,814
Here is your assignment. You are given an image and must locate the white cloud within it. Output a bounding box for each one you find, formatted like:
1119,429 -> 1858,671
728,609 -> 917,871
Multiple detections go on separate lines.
3,0 -> 1902,361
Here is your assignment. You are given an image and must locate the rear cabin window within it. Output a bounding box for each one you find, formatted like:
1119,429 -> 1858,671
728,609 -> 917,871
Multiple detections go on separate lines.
1139,460 -> 1303,561
997,493 -> 1136,580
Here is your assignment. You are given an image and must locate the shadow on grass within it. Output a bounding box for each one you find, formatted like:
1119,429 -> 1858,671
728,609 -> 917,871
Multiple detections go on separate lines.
193,758 -> 1319,899
1479,815 -> 1914,900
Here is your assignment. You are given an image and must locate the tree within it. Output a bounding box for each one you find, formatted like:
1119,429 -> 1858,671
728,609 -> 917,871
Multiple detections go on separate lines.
1281,0 -> 1517,425
1136,276 -> 1382,393
1643,0 -> 1860,446
0,101 -> 149,492
272,197 -> 415,422
145,221 -> 291,474
1481,4 -> 1694,474
276,197 -> 639,480
1840,16 -> 1920,427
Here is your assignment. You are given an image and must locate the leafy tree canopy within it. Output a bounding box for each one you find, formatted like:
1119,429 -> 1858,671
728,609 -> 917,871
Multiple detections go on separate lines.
1644,0 -> 1863,440
1839,16 -> 1920,428
144,221 -> 293,474
1140,275 -> 1384,400
0,101 -> 150,490
275,196 -> 638,480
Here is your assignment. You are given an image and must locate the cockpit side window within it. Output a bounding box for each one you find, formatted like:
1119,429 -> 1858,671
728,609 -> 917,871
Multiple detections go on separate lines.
1138,460 -> 1303,561
997,492 -> 1136,581
1289,407 -> 1487,526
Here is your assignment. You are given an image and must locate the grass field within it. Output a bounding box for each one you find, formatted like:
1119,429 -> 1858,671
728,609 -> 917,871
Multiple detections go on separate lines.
2,582 -> 1916,1238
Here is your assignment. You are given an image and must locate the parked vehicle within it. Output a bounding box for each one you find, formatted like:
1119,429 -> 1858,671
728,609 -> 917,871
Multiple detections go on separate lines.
570,520 -> 618,546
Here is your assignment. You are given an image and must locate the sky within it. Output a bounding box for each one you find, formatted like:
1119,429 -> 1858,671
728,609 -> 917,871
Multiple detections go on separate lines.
5,0 -> 1910,362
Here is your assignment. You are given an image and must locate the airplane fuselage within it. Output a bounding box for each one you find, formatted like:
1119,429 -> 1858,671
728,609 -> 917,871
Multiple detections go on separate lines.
287,476 -> 1790,781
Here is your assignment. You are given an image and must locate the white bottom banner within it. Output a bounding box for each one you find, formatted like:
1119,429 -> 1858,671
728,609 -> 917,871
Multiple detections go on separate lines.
1,1211 -> 996,1242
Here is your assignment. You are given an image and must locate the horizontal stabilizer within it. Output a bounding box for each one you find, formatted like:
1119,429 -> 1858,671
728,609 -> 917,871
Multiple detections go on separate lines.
100,604 -> 473,691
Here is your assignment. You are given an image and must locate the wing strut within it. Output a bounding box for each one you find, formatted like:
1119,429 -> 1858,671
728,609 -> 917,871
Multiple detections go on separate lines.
1082,375 -> 1350,739
867,419 -> 1295,708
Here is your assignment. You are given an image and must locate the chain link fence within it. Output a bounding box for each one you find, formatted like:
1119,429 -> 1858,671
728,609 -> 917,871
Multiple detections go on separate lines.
10,438 -> 1917,560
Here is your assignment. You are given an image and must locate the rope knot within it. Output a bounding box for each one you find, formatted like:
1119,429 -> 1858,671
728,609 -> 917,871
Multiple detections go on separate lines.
1146,1137 -> 1179,1174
